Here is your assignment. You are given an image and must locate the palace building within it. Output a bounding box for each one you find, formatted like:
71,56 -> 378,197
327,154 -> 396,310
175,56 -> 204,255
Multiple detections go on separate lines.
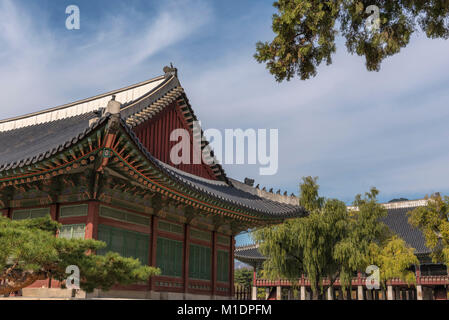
0,66 -> 306,299
235,199 -> 449,301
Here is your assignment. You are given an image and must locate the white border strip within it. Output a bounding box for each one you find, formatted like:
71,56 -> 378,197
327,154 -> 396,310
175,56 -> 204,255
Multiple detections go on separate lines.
0,77 -> 165,132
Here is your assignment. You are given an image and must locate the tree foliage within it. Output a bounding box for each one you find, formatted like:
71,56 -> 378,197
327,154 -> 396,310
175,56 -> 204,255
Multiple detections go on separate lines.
255,1 -> 449,81
254,177 -> 350,299
0,216 -> 160,295
254,176 -> 418,299
368,236 -> 418,288
409,193 -> 449,265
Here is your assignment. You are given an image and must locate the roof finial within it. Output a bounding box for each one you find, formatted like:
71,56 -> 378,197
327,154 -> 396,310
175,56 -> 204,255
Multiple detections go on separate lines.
163,64 -> 178,78
244,178 -> 255,187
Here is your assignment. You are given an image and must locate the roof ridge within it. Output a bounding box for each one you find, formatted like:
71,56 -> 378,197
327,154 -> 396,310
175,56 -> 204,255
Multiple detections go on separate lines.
0,75 -> 166,132
228,178 -> 299,206
347,198 -> 428,211
235,243 -> 259,251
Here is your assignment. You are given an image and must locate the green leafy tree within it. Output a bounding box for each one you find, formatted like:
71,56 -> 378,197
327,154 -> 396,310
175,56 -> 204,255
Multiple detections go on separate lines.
0,216 -> 160,296
255,1 -> 449,81
409,193 -> 449,265
234,268 -> 254,289
368,236 -> 419,290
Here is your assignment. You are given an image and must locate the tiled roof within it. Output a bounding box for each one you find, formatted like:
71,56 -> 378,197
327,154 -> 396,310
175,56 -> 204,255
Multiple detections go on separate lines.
0,71 -> 228,180
235,244 -> 266,261
0,112 -> 107,172
0,109 -> 306,219
156,160 -> 306,218
381,206 -> 430,255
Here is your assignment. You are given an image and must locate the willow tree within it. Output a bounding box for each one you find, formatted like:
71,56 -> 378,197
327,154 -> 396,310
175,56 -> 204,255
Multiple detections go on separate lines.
333,188 -> 390,290
255,1 -> 449,81
0,216 -> 160,296
254,177 -> 418,300
409,193 -> 449,265
254,177 -> 350,300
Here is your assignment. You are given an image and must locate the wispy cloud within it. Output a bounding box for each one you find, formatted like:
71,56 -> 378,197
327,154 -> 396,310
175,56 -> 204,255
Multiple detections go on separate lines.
0,0 -> 212,118
182,33 -> 449,203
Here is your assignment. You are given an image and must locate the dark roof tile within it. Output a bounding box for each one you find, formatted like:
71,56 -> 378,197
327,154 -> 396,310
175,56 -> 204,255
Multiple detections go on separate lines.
0,112 -> 103,172
381,206 -> 430,255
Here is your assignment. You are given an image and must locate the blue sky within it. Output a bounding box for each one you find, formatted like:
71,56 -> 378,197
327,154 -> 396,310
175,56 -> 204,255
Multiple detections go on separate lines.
1,0 -> 449,215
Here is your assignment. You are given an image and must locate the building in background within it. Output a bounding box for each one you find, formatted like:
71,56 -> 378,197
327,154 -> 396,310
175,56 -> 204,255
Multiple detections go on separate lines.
235,199 -> 449,301
0,66 -> 306,299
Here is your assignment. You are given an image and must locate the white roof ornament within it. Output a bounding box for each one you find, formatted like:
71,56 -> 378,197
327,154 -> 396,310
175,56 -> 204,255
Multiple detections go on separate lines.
106,95 -> 121,115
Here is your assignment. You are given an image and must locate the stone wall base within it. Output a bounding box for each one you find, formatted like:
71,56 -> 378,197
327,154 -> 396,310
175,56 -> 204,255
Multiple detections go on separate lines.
21,288 -> 232,300
22,288 -> 86,299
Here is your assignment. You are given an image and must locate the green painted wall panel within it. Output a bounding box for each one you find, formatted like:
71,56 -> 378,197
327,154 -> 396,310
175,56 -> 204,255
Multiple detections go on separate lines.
189,244 -> 211,280
217,250 -> 229,283
97,224 -> 149,265
156,237 -> 183,277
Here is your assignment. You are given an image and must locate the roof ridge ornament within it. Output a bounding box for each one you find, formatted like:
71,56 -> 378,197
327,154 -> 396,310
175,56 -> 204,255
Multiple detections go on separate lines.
163,63 -> 178,78
106,96 -> 121,115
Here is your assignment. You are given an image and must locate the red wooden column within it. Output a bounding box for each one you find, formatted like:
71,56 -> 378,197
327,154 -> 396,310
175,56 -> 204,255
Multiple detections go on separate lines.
149,215 -> 159,291
49,204 -> 59,221
415,264 -> 423,300
211,231 -> 218,296
183,224 -> 191,293
47,204 -> 60,289
230,235 -> 235,297
416,264 -> 421,284
85,201 -> 99,240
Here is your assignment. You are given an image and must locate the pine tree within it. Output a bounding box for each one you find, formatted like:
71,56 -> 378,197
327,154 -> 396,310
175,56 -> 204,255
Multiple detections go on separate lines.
255,1 -> 449,81
0,216 -> 160,296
